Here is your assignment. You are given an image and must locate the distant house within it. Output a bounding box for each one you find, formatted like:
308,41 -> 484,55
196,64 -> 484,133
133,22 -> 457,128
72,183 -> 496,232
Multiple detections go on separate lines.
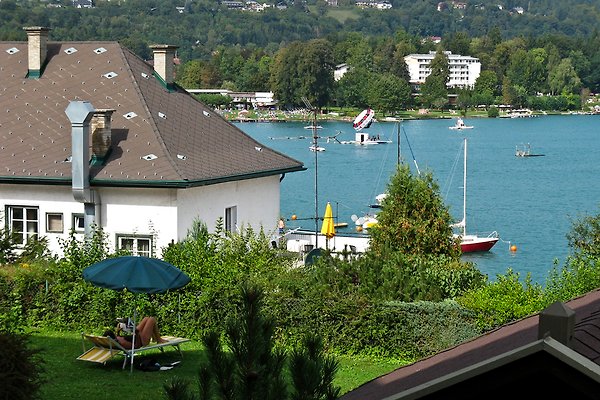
341,290 -> 600,399
355,0 -> 392,9
72,0 -> 94,8
222,0 -> 244,9
186,89 -> 277,109
0,27 -> 304,257
334,63 -> 350,81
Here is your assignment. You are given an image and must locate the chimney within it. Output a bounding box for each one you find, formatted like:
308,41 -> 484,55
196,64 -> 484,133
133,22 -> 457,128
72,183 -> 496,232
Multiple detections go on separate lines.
65,101 -> 99,239
24,26 -> 51,79
538,301 -> 575,347
149,44 -> 179,86
91,109 -> 114,164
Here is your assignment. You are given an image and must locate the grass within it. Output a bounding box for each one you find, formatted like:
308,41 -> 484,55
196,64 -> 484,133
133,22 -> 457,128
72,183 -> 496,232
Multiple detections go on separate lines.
30,329 -> 405,399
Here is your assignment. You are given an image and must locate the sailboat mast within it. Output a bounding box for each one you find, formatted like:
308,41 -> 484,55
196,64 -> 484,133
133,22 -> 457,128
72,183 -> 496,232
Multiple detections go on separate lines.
463,138 -> 467,236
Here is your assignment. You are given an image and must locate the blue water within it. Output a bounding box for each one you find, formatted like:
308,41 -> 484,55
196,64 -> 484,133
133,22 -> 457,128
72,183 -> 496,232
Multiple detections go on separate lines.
235,115 -> 600,284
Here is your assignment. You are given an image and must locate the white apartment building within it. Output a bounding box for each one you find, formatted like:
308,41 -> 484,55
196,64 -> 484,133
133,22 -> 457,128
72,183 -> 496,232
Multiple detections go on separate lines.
404,51 -> 481,89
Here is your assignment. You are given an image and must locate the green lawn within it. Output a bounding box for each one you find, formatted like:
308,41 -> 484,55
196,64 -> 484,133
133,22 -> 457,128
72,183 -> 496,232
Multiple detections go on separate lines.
31,330 -> 404,399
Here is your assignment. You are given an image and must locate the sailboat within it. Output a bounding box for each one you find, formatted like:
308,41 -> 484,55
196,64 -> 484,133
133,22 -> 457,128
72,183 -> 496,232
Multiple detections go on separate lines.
453,138 -> 499,252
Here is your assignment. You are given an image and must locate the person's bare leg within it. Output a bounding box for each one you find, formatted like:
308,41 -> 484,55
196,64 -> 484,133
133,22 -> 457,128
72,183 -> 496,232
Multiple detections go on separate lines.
136,317 -> 153,346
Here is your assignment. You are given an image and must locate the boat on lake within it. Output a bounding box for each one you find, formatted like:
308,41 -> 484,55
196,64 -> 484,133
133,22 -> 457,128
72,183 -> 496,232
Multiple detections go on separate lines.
452,138 -> 499,253
515,143 -> 545,157
449,117 -> 474,130
304,125 -> 323,130
309,144 -> 325,152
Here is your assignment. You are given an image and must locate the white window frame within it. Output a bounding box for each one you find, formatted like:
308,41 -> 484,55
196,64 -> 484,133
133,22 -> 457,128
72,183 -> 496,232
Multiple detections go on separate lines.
225,206 -> 237,233
72,213 -> 85,233
46,212 -> 64,233
116,234 -> 153,257
7,205 -> 39,245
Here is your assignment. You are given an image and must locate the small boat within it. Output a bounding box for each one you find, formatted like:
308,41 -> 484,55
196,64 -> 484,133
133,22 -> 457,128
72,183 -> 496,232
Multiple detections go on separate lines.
449,118 -> 474,130
515,143 -> 544,157
353,108 -> 375,131
309,145 -> 325,152
453,138 -> 499,253
304,125 -> 323,130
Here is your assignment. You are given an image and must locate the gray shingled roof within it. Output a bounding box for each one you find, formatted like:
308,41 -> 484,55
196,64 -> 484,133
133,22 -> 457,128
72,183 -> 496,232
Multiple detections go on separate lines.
0,40 -> 304,188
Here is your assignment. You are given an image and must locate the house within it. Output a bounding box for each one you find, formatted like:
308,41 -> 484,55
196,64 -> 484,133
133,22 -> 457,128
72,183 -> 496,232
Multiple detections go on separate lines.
186,89 -> 277,109
72,0 -> 94,8
334,63 -> 350,81
340,290 -> 600,399
0,27 -> 304,257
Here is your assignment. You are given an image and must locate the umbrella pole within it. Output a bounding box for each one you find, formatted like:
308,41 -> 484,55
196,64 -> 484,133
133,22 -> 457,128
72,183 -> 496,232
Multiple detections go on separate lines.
130,310 -> 137,374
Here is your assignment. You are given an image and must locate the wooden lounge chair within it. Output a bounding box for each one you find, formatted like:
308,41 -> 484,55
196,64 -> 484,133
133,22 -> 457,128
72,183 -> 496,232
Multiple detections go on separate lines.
77,333 -> 190,371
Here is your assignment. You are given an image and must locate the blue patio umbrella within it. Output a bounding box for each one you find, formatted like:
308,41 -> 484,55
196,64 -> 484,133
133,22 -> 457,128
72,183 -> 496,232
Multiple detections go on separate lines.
83,256 -> 190,294
83,256 -> 190,372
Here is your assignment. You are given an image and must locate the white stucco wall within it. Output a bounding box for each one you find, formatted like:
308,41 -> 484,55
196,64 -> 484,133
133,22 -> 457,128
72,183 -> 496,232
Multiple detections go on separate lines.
0,175 -> 282,258
177,175 -> 281,239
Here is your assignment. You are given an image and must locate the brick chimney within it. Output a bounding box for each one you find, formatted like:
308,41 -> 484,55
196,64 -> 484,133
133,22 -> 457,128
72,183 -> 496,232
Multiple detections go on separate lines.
24,26 -> 51,79
149,44 -> 179,86
91,109 -> 114,164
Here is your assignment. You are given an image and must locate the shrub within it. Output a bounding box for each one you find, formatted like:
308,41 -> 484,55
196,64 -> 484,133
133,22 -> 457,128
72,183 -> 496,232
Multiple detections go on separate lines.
0,331 -> 45,400
487,106 -> 499,118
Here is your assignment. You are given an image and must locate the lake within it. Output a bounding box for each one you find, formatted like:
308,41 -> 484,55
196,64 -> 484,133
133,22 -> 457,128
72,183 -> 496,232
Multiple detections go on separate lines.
235,115 -> 600,284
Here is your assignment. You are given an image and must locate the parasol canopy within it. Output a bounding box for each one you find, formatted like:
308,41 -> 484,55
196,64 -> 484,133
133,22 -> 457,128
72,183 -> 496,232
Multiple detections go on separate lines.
83,256 -> 190,294
320,202 -> 336,240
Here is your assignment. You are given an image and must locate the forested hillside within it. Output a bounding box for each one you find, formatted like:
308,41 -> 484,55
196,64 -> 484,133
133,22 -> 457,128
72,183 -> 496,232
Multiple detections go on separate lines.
2,0 -> 600,110
1,0 -> 599,61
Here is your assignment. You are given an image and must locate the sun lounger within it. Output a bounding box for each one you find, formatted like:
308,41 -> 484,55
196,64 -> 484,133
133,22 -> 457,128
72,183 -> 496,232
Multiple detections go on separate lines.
77,333 -> 190,370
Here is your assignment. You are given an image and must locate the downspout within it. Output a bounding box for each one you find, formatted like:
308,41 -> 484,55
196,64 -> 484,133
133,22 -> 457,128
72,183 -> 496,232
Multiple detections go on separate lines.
65,101 -> 99,239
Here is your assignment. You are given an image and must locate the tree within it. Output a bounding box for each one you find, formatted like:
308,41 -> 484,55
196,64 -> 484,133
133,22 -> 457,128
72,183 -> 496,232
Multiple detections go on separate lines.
548,58 -> 581,95
367,73 -> 412,115
472,70 -> 498,106
420,73 -> 447,109
164,283 -> 340,400
566,210 -> 600,258
270,42 -> 304,107
334,67 -> 371,108
367,164 -> 460,258
297,39 -> 335,109
428,48 -> 450,84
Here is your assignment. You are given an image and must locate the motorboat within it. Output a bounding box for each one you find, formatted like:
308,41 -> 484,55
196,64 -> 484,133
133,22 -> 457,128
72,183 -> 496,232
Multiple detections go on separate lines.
448,117 -> 474,130
309,144 -> 325,152
452,138 -> 499,253
304,125 -> 323,130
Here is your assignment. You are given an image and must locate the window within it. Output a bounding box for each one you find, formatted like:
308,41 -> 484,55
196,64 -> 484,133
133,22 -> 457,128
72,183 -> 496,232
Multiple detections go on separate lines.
116,235 -> 152,257
225,206 -> 237,233
7,206 -> 38,244
46,213 -> 63,233
72,213 -> 85,232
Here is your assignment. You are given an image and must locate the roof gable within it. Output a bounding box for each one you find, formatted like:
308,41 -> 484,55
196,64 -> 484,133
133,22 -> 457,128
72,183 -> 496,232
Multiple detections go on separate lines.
0,39 -> 303,188
342,289 -> 600,400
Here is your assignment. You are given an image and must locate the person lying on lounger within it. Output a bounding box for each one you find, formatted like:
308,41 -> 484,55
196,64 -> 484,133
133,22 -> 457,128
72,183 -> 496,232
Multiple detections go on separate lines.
104,316 -> 166,349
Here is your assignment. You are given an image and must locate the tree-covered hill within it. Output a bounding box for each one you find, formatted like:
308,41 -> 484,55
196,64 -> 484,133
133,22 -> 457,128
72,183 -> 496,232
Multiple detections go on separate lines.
1,0 -> 599,61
